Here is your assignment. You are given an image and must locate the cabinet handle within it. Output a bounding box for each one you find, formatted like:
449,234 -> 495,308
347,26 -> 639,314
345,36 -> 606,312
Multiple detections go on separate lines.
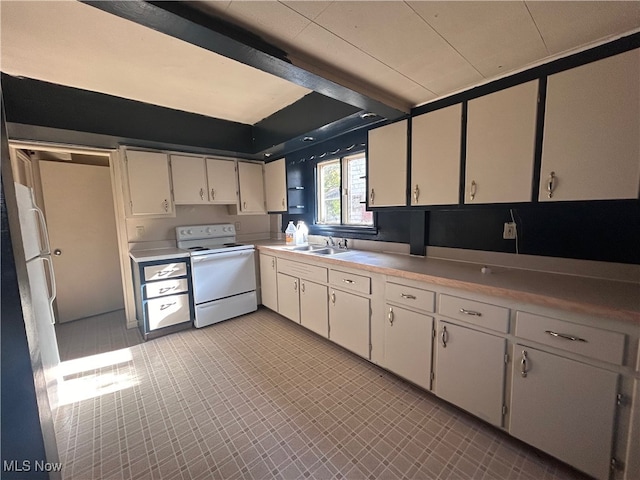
388,307 -> 394,325
159,286 -> 177,294
294,280 -> 298,292
441,326 -> 448,348
401,293 -> 416,300
199,188 -> 204,200
370,188 -> 375,205
413,184 -> 420,204
546,171 -> 556,199
545,330 -> 587,342
469,181 -> 477,201
459,308 -> 482,317
271,257 -> 275,269
520,350 -> 528,377
211,188 -> 215,200
281,198 -> 285,208
160,302 -> 176,311
163,199 -> 169,212
330,291 -> 336,305
243,201 -> 247,210
343,279 -> 355,284
301,282 -> 305,293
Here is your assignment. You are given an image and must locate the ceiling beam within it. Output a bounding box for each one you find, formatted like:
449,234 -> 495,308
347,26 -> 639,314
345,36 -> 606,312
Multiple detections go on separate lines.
82,1 -> 408,120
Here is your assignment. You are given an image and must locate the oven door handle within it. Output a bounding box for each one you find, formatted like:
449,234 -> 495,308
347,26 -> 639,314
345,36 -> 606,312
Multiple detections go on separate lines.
191,250 -> 253,263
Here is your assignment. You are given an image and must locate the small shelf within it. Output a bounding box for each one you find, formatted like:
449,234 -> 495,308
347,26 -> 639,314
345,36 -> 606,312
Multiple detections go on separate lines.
288,186 -> 305,190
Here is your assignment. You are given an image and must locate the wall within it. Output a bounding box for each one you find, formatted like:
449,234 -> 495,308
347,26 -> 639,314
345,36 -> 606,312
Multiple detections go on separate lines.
127,204 -> 271,246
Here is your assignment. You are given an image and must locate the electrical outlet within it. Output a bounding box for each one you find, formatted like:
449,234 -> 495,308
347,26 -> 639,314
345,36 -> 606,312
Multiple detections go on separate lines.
234,221 -> 241,232
503,222 -> 517,240
136,225 -> 145,238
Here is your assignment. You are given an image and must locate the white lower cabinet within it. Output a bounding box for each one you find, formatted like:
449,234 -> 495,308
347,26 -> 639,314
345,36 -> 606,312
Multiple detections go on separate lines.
259,253 -> 278,311
383,305 -> 433,390
276,272 -> 299,323
510,345 -> 619,480
329,288 -> 370,359
435,320 -> 506,427
300,280 -> 329,338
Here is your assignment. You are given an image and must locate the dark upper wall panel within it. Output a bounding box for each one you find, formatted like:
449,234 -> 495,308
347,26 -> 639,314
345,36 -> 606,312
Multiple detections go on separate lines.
253,92 -> 361,153
1,74 -> 254,153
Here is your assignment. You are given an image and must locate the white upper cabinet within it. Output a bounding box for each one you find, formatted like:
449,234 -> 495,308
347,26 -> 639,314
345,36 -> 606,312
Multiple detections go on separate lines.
206,158 -> 238,204
411,104 -> 462,206
540,49 -> 640,202
123,149 -> 174,217
170,155 -> 208,204
236,161 -> 266,214
465,80 -> 538,204
264,158 -> 287,212
171,155 -> 238,205
368,119 -> 408,207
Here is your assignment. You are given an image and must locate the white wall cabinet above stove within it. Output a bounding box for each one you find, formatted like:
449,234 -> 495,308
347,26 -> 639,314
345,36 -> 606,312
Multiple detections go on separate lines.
171,155 -> 238,205
540,49 -> 640,202
122,149 -> 174,217
229,161 -> 266,215
465,80 -> 538,204
264,158 -> 287,212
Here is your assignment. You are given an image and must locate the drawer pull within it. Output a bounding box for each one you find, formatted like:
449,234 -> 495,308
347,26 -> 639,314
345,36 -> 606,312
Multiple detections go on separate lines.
400,293 -> 416,300
160,302 -> 176,311
520,350 -> 528,377
460,308 -> 482,317
158,286 -> 177,294
343,279 -> 355,284
388,307 -> 394,325
441,326 -> 448,348
545,330 -> 587,342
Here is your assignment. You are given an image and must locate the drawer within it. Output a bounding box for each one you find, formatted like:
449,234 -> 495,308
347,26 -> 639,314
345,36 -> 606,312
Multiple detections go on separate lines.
439,294 -> 509,333
277,258 -> 327,283
146,293 -> 191,331
329,269 -> 371,295
516,311 -> 625,365
144,262 -> 187,281
385,282 -> 435,312
145,278 -> 189,299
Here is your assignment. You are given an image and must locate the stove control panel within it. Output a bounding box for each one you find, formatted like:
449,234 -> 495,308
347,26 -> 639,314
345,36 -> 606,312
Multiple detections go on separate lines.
176,224 -> 236,241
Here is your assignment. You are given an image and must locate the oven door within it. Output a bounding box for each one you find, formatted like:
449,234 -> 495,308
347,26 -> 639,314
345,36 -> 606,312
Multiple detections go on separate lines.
191,249 -> 256,304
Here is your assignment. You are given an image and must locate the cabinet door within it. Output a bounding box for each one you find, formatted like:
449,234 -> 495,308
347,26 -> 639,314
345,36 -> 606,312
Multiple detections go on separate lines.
124,150 -> 174,216
300,280 -> 328,338
238,161 -> 266,213
171,155 -> 208,204
510,345 -> 618,480
411,104 -> 461,206
384,305 -> 433,390
329,289 -> 370,358
264,158 -> 287,212
435,321 -> 506,426
465,81 -> 538,204
259,253 -> 278,311
540,49 -> 640,201
368,119 -> 407,207
277,272 -> 299,323
206,158 -> 238,204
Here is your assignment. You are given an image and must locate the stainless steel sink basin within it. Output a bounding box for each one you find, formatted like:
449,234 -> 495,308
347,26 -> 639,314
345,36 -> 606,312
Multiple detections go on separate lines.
287,244 -> 348,255
308,247 -> 347,256
289,244 -> 325,251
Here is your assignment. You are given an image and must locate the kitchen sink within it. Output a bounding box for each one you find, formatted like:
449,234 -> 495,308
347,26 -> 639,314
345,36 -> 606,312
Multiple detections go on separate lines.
289,244 -> 324,251
308,247 -> 347,256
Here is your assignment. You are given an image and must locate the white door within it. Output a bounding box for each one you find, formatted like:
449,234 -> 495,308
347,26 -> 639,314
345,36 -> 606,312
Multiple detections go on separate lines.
206,158 -> 238,204
238,161 -> 266,213
171,155 -> 208,204
39,161 -> 124,322
329,289 -> 370,358
277,272 -> 300,323
300,280 -> 328,337
368,119 -> 408,207
259,253 -> 278,311
264,158 -> 287,212
124,150 -> 174,216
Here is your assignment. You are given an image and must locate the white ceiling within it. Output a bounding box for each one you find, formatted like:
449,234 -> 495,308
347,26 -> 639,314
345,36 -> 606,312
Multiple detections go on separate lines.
0,0 -> 310,124
197,0 -> 640,108
1,0 -> 639,126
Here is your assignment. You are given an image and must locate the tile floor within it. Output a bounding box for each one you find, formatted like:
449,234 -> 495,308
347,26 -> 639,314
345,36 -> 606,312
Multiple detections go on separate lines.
54,308 -> 589,480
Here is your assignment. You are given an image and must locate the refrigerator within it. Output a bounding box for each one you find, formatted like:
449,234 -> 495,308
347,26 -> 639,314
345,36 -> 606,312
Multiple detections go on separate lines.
14,182 -> 61,410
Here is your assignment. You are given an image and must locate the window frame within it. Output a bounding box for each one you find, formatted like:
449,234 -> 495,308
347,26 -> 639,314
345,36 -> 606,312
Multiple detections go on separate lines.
313,151 -> 378,235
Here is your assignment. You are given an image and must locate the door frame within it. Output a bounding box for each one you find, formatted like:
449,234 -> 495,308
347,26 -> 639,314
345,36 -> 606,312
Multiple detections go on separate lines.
8,141 -> 135,328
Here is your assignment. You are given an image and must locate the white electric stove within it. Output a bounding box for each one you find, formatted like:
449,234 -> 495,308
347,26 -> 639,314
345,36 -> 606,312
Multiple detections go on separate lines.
176,224 -> 257,328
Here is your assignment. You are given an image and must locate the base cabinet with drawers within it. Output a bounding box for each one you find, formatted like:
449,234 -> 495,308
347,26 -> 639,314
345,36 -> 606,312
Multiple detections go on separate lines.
131,257 -> 194,340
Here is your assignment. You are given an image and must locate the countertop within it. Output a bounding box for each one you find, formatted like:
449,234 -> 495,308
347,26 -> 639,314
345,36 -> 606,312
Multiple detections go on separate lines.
129,247 -> 190,263
257,242 -> 640,325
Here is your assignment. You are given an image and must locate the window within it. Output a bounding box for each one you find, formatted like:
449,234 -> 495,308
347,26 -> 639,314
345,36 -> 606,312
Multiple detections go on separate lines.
316,152 -> 373,226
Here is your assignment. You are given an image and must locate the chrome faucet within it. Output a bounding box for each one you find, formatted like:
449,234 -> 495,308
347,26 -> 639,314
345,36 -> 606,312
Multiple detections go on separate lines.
327,236 -> 336,246
338,239 -> 348,249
